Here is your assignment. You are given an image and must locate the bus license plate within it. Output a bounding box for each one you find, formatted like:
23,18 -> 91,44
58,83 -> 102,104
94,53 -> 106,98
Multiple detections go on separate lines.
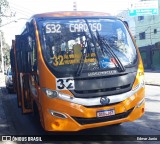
97,109 -> 115,117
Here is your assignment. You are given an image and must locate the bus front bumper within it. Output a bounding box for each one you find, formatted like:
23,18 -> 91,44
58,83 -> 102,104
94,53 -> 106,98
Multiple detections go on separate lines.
42,89 -> 145,132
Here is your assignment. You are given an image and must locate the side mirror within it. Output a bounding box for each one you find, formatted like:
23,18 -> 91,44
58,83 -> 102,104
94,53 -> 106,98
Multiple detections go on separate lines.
26,22 -> 30,33
15,35 -> 21,51
21,35 -> 33,52
15,34 -> 33,52
123,21 -> 129,28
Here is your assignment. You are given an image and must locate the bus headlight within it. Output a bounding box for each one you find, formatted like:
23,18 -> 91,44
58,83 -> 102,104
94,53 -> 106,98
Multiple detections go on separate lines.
43,88 -> 58,98
43,88 -> 72,100
139,71 -> 145,88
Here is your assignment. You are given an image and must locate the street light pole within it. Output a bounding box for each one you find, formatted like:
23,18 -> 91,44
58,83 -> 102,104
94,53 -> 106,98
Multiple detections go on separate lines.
73,1 -> 77,11
0,32 -> 4,73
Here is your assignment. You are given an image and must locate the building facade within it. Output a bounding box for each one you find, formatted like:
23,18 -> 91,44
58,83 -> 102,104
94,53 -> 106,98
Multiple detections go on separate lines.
134,0 -> 160,70
117,0 -> 160,70
135,14 -> 160,47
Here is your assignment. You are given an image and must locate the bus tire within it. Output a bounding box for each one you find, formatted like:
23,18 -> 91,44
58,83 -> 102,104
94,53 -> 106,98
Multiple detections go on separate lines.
33,102 -> 40,120
33,102 -> 46,133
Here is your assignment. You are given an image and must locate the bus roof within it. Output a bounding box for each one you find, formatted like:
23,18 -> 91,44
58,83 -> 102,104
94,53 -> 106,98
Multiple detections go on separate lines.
32,11 -> 112,18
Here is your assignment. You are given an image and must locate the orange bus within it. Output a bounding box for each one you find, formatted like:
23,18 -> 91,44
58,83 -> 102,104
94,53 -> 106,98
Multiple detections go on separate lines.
10,11 -> 145,132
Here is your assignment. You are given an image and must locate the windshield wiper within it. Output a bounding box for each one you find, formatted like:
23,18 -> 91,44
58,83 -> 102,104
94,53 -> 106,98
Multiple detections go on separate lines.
76,20 -> 101,76
76,39 -> 87,76
96,30 -> 125,72
85,20 -> 101,69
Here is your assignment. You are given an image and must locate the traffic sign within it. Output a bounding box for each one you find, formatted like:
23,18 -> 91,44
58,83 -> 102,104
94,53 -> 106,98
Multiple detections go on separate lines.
129,0 -> 158,16
129,8 -> 158,16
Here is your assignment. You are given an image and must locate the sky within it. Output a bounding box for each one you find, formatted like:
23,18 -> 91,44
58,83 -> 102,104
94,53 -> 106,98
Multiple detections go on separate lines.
1,0 -> 135,46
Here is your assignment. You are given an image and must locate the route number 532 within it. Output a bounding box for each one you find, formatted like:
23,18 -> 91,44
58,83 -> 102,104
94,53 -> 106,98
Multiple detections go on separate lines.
56,78 -> 75,90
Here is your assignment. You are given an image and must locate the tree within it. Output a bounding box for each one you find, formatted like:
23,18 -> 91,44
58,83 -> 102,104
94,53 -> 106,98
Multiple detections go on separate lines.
0,0 -> 10,71
0,0 -> 9,23
0,31 -> 10,70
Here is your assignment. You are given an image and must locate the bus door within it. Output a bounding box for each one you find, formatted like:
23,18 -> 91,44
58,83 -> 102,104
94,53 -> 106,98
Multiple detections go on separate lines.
16,34 -> 33,113
15,36 -> 22,108
10,41 -> 16,93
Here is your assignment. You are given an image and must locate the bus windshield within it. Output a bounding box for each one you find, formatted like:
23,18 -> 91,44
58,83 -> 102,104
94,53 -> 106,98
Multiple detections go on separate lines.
39,18 -> 137,77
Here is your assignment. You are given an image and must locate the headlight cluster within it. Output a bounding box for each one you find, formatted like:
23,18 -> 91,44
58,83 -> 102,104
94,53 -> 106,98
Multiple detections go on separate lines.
43,88 -> 72,100
138,71 -> 145,87
43,89 -> 58,98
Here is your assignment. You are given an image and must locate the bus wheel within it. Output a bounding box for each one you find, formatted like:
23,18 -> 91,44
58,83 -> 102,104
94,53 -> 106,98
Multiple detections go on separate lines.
33,102 -> 41,125
33,102 -> 41,124
33,102 -> 46,133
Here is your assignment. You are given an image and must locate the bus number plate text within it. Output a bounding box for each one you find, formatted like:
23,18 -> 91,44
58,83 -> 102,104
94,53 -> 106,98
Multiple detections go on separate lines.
56,77 -> 75,90
97,109 -> 115,117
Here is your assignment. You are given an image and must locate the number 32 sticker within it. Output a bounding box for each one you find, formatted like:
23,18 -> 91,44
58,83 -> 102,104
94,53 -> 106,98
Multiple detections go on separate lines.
56,77 -> 75,90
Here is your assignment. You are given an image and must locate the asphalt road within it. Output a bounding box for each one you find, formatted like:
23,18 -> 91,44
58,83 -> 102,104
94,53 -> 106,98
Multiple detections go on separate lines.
1,85 -> 160,144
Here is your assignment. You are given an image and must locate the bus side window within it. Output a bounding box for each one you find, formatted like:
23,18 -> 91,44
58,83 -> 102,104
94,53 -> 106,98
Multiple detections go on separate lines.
31,40 -> 37,72
28,35 -> 37,72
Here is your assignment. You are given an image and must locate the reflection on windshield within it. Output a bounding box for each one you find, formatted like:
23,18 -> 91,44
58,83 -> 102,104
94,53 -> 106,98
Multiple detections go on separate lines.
40,18 -> 137,77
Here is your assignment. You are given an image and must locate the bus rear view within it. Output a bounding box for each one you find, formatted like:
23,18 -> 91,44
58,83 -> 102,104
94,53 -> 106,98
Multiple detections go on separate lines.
11,12 -> 145,132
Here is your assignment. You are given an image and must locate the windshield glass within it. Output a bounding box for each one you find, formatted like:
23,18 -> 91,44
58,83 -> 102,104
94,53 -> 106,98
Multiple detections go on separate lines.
39,18 -> 137,77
